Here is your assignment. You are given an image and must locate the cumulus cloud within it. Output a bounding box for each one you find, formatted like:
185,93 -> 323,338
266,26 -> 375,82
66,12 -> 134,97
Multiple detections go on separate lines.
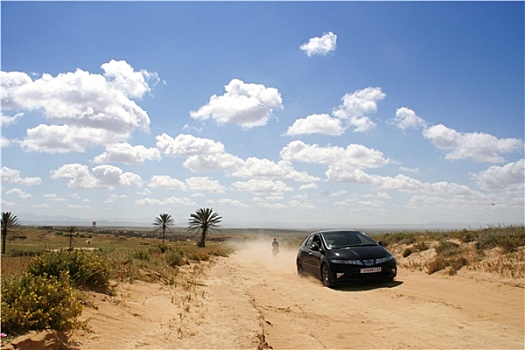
300,183 -> 318,190
156,133 -> 225,157
104,194 -> 127,204
148,175 -> 187,190
183,153 -> 244,173
6,188 -> 32,199
284,113 -> 344,136
190,79 -> 283,129
1,60 -> 157,153
135,196 -> 196,207
156,133 -> 244,172
423,124 -> 523,163
332,87 -> 385,132
300,32 -> 337,57
93,143 -> 161,164
233,158 -> 320,182
1,112 -> 23,126
472,159 -> 524,191
280,140 -> 390,170
185,177 -> 225,193
232,179 -> 294,195
1,166 -> 41,185
392,107 -> 427,131
325,168 -> 475,198
216,198 -> 249,207
50,163 -> 143,189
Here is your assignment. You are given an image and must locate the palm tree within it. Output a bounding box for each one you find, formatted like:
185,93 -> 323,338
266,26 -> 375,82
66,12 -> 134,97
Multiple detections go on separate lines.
187,208 -> 222,248
65,226 -> 77,250
1,212 -> 21,254
153,213 -> 174,243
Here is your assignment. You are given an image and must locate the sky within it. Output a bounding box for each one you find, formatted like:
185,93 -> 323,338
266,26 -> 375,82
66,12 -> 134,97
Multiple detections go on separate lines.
1,1 -> 524,228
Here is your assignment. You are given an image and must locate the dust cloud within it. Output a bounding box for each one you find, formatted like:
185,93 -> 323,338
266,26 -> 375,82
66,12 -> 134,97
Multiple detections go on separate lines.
227,236 -> 302,280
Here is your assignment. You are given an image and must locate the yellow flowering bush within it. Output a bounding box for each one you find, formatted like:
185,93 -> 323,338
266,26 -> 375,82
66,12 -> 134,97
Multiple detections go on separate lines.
27,249 -> 110,291
0,271 -> 83,335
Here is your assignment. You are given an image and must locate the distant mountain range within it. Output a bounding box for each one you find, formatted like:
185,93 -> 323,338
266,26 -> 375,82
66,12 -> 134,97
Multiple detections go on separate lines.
14,212 -> 509,231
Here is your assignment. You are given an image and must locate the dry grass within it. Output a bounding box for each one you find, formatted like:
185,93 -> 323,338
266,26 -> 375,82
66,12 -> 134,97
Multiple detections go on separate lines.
379,226 -> 525,278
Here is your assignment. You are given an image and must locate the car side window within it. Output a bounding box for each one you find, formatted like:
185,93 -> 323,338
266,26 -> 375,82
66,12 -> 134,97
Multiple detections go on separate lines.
312,235 -> 322,248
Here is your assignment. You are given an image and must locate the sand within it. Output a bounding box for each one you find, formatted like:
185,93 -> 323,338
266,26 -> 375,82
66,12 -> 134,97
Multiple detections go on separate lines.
9,240 -> 525,349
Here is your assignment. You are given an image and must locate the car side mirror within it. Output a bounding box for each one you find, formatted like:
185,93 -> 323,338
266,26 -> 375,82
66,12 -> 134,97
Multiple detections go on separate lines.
377,241 -> 383,246
310,242 -> 320,251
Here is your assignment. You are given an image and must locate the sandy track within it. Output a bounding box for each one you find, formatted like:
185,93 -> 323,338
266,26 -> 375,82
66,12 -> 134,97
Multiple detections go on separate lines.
70,241 -> 524,349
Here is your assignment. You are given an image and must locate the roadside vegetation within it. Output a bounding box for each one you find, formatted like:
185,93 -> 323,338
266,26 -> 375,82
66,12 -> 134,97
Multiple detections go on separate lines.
0,223 -> 233,342
377,225 -> 525,277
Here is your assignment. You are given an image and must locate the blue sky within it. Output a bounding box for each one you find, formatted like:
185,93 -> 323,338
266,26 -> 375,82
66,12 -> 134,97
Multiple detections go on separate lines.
1,1 -> 523,228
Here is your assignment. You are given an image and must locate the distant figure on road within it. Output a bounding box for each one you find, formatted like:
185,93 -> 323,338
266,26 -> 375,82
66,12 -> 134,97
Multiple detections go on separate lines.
272,238 -> 280,256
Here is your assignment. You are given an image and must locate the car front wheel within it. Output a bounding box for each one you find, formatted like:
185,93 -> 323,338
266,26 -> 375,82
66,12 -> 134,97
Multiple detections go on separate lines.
297,260 -> 304,276
321,263 -> 334,288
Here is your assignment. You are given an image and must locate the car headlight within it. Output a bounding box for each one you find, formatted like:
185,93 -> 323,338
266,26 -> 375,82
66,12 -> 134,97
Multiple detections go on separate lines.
329,259 -> 364,265
375,255 -> 395,264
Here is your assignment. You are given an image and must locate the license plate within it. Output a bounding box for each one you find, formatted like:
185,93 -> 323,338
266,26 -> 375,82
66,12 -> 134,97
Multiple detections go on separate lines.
360,267 -> 381,273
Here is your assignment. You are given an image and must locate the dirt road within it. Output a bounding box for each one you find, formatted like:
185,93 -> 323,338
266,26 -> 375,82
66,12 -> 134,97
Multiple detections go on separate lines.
71,241 -> 524,349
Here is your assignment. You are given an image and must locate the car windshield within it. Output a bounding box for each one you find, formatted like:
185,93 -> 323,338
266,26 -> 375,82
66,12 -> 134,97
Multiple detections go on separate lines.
321,231 -> 377,249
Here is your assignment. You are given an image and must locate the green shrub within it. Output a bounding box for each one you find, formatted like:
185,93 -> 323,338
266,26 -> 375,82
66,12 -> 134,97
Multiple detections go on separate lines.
402,248 -> 413,258
380,232 -> 417,246
435,241 -> 461,257
476,228 -> 525,253
27,249 -> 110,292
132,249 -> 151,261
1,272 -> 83,335
157,243 -> 169,253
166,251 -> 184,267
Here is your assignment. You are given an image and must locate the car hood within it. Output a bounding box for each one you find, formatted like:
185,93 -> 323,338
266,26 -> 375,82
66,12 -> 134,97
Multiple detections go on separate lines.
328,245 -> 390,260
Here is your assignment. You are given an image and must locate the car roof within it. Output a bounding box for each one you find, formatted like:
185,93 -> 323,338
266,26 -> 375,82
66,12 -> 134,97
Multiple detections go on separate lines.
313,229 -> 362,234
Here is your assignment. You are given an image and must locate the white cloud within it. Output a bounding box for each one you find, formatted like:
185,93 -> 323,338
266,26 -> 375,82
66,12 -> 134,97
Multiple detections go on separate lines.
423,124 -> 523,163
233,158 -> 320,182
326,168 -> 475,197
300,183 -> 318,190
1,112 -> 23,126
183,153 -> 244,173
280,140 -> 390,170
190,79 -> 283,129
332,87 -> 385,132
135,196 -> 196,207
44,193 -> 66,202
392,107 -> 427,131
101,59 -> 158,98
148,175 -> 187,190
156,133 -> 226,157
1,167 -> 42,185
156,133 -> 243,172
185,177 -> 225,194
472,159 -> 524,191
232,179 -> 294,195
217,198 -> 249,207
1,136 -> 12,148
94,143 -> 161,164
300,32 -> 337,57
1,60 -> 156,153
6,188 -> 32,199
284,113 -> 344,136
104,194 -> 127,203
50,163 -> 143,189
22,124 -> 125,153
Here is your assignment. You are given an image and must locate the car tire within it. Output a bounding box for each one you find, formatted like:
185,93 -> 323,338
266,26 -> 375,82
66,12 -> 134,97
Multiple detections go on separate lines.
297,260 -> 304,276
321,263 -> 334,288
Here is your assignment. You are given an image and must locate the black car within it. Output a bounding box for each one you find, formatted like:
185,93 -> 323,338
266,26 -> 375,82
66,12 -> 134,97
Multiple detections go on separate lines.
296,230 -> 397,287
